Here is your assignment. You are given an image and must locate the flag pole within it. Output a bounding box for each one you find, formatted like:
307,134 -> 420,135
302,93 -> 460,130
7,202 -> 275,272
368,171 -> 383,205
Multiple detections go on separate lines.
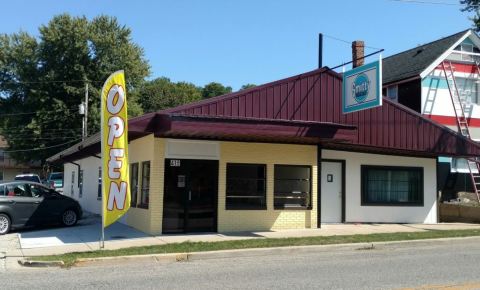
100,80 -> 105,250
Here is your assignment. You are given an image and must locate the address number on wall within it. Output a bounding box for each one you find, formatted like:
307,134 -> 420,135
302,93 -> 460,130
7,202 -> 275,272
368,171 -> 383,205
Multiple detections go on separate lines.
170,159 -> 181,167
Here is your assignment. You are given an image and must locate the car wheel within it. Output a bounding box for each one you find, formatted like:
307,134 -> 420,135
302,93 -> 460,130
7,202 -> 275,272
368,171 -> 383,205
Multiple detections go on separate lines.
0,214 -> 11,235
61,209 -> 78,227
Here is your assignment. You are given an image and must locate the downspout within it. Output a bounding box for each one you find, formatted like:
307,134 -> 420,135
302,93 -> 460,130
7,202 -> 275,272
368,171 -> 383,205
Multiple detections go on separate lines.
317,145 -> 322,228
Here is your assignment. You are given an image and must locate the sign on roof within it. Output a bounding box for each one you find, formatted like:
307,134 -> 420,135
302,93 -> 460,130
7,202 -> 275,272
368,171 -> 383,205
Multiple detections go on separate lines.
342,60 -> 382,114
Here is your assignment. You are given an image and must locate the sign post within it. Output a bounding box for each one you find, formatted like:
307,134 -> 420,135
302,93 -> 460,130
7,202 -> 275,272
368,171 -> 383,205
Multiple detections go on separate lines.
342,58 -> 382,114
100,70 -> 131,248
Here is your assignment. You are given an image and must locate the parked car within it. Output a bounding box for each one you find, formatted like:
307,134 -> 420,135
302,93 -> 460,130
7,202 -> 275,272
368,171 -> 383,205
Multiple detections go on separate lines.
14,174 -> 41,184
46,172 -> 64,194
0,181 -> 83,234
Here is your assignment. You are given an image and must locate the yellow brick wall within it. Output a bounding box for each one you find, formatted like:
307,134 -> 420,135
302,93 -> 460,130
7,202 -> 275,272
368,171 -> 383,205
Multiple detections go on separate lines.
125,134 -> 164,234
150,138 -> 165,234
218,141 -> 318,232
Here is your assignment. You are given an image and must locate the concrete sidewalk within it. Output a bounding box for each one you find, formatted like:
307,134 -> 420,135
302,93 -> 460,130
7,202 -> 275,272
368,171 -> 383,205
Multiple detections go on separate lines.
13,220 -> 480,257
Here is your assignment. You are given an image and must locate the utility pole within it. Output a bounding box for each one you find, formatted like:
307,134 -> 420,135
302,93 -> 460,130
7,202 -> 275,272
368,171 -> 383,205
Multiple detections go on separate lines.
79,82 -> 89,140
85,82 -> 89,138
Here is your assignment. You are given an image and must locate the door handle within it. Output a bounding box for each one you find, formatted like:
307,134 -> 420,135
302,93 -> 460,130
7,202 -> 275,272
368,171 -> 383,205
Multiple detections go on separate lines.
188,190 -> 191,201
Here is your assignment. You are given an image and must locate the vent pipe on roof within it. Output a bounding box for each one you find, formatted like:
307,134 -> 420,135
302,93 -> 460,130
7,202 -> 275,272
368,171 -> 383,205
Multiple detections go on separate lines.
352,40 -> 365,68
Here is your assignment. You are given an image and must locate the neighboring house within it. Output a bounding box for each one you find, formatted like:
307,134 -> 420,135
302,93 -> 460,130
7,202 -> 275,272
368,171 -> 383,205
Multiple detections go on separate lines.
382,29 -> 480,194
0,136 -> 42,181
47,60 -> 480,235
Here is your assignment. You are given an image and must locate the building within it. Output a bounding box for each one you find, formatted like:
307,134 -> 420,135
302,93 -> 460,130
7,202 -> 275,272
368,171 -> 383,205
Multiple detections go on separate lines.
0,136 -> 42,181
382,29 -> 480,194
47,57 -> 480,235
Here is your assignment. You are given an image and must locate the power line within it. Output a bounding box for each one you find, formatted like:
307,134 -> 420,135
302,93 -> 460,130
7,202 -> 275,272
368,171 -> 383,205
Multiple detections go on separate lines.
0,79 -> 104,85
0,107 -> 83,117
323,34 -> 383,50
387,0 -> 475,6
3,139 -> 81,153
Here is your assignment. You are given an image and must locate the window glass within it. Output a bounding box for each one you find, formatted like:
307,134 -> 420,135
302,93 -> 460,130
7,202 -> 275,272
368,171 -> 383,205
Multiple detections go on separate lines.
130,163 -> 139,207
226,163 -> 266,210
140,161 -> 150,208
0,185 -> 5,196
274,165 -> 311,209
456,77 -> 478,105
29,184 -> 50,198
97,167 -> 102,200
70,171 -> 75,196
0,171 -> 3,181
6,183 -> 32,197
361,166 -> 423,205
79,170 -> 83,198
387,86 -> 398,101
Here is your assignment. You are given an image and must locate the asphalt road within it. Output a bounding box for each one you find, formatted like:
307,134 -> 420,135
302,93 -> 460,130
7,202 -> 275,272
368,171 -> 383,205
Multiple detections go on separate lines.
3,238 -> 480,290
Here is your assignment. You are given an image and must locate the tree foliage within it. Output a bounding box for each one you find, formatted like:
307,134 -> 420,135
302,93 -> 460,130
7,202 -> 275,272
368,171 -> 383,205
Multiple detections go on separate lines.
201,82 -> 232,99
240,83 -> 256,90
0,14 -> 149,162
138,77 -> 202,112
461,0 -> 480,31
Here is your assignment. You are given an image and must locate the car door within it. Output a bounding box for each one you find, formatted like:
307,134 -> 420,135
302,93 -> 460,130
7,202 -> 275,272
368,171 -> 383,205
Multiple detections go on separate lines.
6,182 -> 42,226
28,183 -> 62,223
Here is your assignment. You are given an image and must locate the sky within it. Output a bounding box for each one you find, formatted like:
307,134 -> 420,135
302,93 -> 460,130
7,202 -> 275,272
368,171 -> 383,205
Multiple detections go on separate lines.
1,0 -> 476,90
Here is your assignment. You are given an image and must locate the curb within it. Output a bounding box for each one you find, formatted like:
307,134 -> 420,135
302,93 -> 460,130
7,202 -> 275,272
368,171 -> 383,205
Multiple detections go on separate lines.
21,235 -> 480,268
18,259 -> 65,268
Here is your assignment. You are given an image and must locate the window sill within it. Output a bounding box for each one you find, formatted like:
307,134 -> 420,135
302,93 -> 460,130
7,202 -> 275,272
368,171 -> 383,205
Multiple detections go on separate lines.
361,202 -> 424,207
274,206 -> 312,210
225,207 -> 267,211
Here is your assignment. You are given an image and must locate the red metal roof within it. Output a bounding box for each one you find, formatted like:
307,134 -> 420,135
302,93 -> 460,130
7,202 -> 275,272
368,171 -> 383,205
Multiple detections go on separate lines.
48,67 -> 480,163
161,67 -> 480,158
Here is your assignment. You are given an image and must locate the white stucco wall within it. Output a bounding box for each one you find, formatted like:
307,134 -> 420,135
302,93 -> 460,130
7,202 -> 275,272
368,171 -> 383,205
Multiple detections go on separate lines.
322,149 -> 438,224
63,157 -> 102,215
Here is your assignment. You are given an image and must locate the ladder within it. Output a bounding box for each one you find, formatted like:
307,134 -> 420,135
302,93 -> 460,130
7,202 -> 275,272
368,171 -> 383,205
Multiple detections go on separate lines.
442,60 -> 480,202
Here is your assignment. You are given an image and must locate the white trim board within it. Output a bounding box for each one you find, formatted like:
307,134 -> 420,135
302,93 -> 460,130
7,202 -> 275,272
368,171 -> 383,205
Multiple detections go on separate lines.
165,139 -> 220,160
420,30 -> 480,79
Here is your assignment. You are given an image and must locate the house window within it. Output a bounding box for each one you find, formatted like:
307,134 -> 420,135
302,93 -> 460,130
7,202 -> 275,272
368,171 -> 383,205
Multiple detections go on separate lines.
274,165 -> 311,209
140,161 -> 150,208
78,170 -> 83,198
70,171 -> 75,196
456,77 -> 478,105
130,163 -> 139,207
226,163 -> 266,210
386,85 -> 398,101
361,165 -> 423,206
97,167 -> 102,200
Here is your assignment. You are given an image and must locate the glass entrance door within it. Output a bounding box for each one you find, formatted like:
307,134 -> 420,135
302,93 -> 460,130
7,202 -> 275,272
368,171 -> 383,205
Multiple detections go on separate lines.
163,159 -> 218,233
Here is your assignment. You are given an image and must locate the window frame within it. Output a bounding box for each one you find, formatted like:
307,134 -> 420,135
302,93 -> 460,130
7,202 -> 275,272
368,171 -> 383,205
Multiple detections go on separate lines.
273,164 -> 312,210
226,163 -> 267,210
97,167 -> 102,200
130,163 -> 139,207
70,171 -> 75,196
361,165 -> 424,207
139,161 -> 150,209
78,169 -> 83,198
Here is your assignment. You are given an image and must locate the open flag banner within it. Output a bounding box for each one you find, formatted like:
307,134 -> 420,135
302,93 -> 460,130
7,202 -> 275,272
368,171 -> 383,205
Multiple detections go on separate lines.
101,70 -> 130,228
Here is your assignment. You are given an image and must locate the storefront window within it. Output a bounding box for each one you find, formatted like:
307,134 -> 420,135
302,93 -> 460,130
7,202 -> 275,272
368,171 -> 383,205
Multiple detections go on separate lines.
130,163 -> 139,207
140,161 -> 150,208
97,167 -> 102,200
361,165 -> 423,206
274,165 -> 311,209
226,163 -> 266,210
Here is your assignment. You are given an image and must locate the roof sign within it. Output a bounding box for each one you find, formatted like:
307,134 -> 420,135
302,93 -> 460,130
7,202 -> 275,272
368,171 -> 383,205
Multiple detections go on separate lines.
342,60 -> 382,114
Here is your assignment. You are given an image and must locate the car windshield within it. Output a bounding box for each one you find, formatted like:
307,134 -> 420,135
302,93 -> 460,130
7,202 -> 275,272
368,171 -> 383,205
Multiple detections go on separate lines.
49,173 -> 63,180
15,176 -> 40,183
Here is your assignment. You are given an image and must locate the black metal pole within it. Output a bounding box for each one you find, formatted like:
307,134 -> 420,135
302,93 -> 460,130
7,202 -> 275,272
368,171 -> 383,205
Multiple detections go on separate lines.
318,33 -> 323,69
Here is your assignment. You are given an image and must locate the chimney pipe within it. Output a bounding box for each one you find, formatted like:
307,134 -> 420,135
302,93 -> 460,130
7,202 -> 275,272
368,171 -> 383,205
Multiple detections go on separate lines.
352,40 -> 365,68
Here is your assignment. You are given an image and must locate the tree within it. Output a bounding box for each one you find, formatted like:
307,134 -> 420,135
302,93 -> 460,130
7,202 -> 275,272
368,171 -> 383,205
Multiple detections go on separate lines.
240,83 -> 256,90
138,77 -> 202,112
0,14 -> 149,162
201,82 -> 232,99
461,0 -> 480,31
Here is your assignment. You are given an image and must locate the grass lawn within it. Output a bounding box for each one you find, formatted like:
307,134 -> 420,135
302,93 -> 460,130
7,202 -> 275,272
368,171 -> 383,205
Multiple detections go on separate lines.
32,228 -> 480,267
